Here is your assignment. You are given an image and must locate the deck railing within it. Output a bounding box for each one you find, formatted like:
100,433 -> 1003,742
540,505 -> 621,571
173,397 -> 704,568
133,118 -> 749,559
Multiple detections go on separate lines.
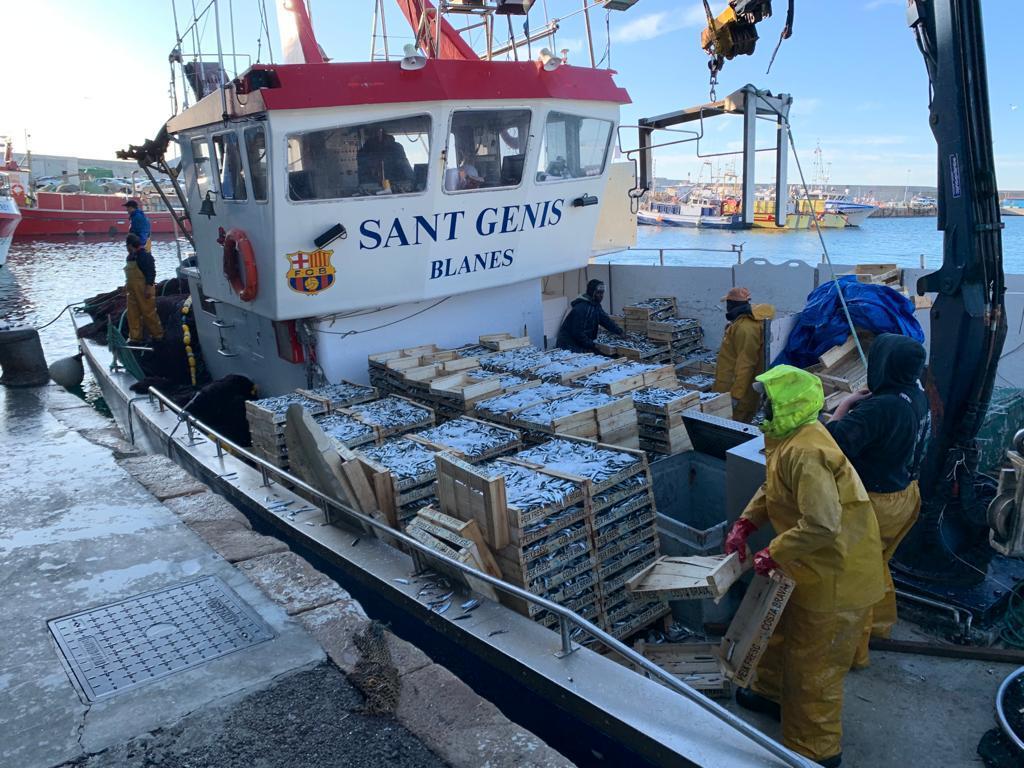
142,386 -> 813,768
598,244 -> 746,266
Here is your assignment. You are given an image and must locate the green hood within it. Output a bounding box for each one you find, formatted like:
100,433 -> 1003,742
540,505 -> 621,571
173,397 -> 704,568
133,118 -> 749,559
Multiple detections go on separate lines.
757,365 -> 824,439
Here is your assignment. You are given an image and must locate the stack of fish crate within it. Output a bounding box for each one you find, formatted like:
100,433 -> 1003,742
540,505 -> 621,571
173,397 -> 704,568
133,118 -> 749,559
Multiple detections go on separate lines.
512,438 -> 668,640
645,317 -> 705,361
358,438 -> 442,523
368,344 -> 458,395
623,297 -> 678,335
631,387 -> 701,455
436,454 -> 601,631
245,392 -> 327,470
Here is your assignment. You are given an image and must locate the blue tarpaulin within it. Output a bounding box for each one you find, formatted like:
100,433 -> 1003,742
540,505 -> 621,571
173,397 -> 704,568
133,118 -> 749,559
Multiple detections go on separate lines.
773,275 -> 925,369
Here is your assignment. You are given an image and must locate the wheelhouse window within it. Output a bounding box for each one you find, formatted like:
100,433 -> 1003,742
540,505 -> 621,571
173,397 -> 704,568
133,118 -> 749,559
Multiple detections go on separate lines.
213,132 -> 248,200
536,112 -> 613,182
444,109 -> 530,192
244,126 -> 268,201
190,137 -> 214,198
286,115 -> 430,201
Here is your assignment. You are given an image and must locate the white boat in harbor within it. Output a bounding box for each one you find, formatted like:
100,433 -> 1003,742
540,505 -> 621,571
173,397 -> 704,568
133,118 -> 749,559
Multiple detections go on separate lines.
0,187 -> 20,269
1002,197 -> 1024,216
639,193 -> 743,229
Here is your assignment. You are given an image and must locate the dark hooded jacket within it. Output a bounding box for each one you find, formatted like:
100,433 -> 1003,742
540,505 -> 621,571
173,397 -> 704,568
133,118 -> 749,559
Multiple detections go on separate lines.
555,294 -> 623,352
826,333 -> 929,493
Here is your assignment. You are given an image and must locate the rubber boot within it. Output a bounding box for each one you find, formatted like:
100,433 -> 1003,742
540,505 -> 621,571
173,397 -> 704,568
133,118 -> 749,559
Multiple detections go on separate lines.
817,753 -> 842,768
735,687 -> 781,721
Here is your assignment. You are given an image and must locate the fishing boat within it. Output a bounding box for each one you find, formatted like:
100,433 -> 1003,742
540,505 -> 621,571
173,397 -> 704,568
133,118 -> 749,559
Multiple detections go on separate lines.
0,140 -> 180,238
639,192 -> 743,229
69,2 -> 1024,766
1002,197 -> 1024,216
0,184 -> 18,268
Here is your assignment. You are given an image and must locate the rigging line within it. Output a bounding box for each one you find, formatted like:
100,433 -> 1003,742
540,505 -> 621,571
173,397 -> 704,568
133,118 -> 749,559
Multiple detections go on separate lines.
228,0 -> 237,79
784,121 -> 868,369
316,298 -> 451,336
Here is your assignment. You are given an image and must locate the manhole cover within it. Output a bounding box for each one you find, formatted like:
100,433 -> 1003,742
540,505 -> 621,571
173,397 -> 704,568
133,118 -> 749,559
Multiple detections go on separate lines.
49,576 -> 274,701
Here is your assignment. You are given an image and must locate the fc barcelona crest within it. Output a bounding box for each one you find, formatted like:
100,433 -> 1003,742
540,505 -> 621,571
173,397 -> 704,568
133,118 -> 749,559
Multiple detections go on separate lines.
285,249 -> 336,295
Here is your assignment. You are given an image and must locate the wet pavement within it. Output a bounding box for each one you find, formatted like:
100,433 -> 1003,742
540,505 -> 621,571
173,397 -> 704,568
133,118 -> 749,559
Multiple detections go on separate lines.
0,384 -> 440,768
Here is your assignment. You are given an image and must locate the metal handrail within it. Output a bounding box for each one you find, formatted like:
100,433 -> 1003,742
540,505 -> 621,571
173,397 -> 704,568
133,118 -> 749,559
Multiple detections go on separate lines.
996,666 -> 1024,754
599,245 -> 746,266
145,386 -> 813,768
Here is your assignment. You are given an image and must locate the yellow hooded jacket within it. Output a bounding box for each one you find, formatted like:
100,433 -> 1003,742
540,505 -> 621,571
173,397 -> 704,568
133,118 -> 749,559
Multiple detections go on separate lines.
741,365 -> 885,612
713,303 -> 775,422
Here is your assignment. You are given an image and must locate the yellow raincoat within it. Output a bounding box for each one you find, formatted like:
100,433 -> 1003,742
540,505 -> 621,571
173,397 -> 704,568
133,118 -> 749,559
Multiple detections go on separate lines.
713,303 -> 775,423
740,365 -> 885,762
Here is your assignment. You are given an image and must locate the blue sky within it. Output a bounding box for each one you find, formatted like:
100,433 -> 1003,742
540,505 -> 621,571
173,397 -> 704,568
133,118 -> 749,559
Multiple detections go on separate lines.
5,0 -> 1021,187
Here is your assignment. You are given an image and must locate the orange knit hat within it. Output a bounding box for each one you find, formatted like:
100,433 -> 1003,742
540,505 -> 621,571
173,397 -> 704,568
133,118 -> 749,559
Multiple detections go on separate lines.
722,286 -> 752,302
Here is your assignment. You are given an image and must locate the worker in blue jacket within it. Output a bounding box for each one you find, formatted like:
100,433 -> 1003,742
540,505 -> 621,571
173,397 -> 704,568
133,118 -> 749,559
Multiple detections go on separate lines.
124,199 -> 151,251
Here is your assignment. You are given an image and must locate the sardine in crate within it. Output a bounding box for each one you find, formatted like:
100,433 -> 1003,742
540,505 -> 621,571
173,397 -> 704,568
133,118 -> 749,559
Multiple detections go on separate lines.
434,454 -> 600,622
356,438 -> 444,524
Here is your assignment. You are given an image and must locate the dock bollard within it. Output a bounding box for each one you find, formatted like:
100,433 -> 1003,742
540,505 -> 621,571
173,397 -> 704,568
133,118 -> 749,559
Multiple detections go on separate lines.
0,326 -> 50,387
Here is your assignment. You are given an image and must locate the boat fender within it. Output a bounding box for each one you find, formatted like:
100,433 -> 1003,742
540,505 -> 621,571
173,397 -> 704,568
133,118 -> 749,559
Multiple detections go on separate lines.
222,228 -> 259,302
49,353 -> 85,388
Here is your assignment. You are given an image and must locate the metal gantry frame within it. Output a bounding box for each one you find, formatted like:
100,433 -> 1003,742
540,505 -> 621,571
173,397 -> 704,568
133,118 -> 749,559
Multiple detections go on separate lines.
142,385 -> 815,768
635,84 -> 792,228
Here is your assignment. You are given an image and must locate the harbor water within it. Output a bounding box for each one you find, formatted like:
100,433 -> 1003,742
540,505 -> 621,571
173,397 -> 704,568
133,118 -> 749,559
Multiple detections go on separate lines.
615,214 -> 1024,269
2,216 -> 1022,401
0,236 -> 182,404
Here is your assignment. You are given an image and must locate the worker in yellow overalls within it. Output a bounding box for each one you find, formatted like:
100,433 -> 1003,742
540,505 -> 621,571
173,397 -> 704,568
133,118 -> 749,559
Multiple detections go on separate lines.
724,365 -> 884,767
124,234 -> 163,343
713,286 -> 775,423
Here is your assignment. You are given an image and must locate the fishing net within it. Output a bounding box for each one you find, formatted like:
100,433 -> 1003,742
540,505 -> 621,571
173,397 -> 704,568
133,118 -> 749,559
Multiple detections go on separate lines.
350,621 -> 400,715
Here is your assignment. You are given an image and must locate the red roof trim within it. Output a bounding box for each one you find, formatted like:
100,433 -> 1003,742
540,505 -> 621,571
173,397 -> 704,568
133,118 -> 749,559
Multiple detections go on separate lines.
260,60 -> 630,110
168,59 -> 630,134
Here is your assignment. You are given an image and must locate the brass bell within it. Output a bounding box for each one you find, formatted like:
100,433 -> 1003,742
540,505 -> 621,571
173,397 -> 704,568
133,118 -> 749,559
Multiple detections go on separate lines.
199,191 -> 216,218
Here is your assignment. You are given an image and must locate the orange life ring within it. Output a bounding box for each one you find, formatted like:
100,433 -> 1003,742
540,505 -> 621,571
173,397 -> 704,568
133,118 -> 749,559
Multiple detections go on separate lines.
223,228 -> 259,302
11,183 -> 24,196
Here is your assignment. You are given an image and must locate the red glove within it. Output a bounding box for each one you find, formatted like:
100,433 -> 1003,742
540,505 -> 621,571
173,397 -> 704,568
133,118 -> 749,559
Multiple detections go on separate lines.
753,547 -> 780,576
724,518 -> 758,562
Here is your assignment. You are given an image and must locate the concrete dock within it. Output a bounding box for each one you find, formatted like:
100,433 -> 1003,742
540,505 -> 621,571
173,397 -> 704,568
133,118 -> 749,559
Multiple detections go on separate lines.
0,384 -> 572,768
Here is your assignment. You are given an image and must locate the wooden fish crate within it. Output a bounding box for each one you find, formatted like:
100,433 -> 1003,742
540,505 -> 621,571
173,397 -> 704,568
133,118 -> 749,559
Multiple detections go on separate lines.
623,297 -> 678,335
245,392 -> 329,470
530,353 -> 616,384
430,371 -> 505,405
473,383 -> 576,424
646,316 -> 702,343
341,395 -> 434,439
512,436 -> 649,496
631,641 -> 733,699
697,392 -> 733,418
626,554 -> 749,601
408,416 -> 522,463
851,263 -> 900,286
720,572 -> 796,687
296,381 -> 378,412
357,438 -> 445,524
479,332 -> 533,352
677,374 -> 716,393
603,596 -> 671,640
314,412 -> 380,449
